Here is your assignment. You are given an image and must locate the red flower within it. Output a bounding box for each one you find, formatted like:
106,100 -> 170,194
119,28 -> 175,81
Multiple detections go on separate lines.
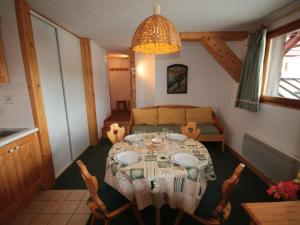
266,180 -> 299,200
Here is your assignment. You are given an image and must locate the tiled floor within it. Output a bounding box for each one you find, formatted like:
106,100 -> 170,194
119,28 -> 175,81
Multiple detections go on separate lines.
11,190 -> 90,225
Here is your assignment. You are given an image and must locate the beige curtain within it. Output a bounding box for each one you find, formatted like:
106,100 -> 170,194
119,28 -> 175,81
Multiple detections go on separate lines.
264,35 -> 286,96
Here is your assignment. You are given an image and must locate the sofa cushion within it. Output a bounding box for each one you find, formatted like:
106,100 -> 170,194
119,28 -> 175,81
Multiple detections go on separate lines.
131,125 -> 181,134
198,124 -> 220,135
158,108 -> 185,125
186,107 -> 213,124
132,108 -> 157,125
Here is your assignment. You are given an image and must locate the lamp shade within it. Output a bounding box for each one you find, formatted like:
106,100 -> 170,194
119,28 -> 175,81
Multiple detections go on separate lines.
132,5 -> 181,54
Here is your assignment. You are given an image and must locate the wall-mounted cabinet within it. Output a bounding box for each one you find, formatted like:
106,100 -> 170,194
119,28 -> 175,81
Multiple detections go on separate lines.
0,18 -> 9,83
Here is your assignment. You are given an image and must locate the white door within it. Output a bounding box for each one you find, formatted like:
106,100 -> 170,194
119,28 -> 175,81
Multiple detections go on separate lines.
57,30 -> 90,160
31,16 -> 72,177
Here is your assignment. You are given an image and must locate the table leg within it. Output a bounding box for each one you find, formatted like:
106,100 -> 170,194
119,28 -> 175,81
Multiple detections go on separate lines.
156,207 -> 160,225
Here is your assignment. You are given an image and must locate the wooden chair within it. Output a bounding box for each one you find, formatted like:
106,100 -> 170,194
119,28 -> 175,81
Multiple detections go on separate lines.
181,121 -> 201,141
106,123 -> 125,144
76,160 -> 144,225
174,163 -> 245,225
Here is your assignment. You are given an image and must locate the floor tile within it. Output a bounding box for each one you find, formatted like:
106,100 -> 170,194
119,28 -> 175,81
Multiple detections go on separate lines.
29,214 -> 54,225
67,214 -> 90,225
11,214 -> 35,225
57,200 -> 80,214
74,201 -> 90,214
34,190 -> 59,201
40,200 -> 64,214
66,190 -> 88,201
48,214 -> 72,225
52,190 -> 72,201
23,201 -> 48,214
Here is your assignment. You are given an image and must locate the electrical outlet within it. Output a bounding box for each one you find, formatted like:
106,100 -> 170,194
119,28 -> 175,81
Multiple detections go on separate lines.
3,95 -> 13,104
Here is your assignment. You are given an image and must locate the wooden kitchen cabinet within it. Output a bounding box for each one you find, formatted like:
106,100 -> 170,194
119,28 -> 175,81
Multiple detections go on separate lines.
0,132 -> 43,224
0,144 -> 22,223
0,18 -> 9,83
13,134 -> 43,199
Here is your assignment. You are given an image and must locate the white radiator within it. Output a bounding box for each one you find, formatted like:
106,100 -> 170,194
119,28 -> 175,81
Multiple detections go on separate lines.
242,133 -> 299,183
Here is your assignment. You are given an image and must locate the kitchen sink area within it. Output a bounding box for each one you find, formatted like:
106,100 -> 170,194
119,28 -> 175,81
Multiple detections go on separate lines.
0,128 -> 27,138
0,128 -> 39,147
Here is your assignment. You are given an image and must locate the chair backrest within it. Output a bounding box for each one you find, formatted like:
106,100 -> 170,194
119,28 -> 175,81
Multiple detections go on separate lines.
76,160 -> 108,216
213,163 -> 245,218
107,123 -> 125,144
181,121 -> 200,140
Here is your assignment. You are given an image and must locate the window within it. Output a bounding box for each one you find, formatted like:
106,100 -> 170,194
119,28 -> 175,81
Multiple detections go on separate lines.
261,19 -> 300,109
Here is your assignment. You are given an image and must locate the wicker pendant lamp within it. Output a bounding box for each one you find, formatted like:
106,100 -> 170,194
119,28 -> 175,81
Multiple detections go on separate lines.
132,4 -> 181,54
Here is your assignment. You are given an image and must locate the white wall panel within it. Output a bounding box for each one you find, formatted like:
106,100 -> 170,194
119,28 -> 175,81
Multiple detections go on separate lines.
57,30 -> 89,159
31,16 -> 72,177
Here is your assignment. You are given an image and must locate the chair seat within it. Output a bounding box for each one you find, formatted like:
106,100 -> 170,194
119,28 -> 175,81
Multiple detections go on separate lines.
194,181 -> 222,218
98,182 -> 129,211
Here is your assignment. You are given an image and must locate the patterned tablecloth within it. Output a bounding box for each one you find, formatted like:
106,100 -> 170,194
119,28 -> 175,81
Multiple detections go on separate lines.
104,133 -> 216,214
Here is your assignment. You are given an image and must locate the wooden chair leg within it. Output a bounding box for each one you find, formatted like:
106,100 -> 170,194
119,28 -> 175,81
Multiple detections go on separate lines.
90,215 -> 96,225
131,205 -> 144,225
221,141 -> 225,152
104,219 -> 110,225
156,208 -> 160,225
174,211 -> 185,225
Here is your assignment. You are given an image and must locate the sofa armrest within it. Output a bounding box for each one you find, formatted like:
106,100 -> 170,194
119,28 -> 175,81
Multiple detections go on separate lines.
212,112 -> 225,135
128,111 -> 134,133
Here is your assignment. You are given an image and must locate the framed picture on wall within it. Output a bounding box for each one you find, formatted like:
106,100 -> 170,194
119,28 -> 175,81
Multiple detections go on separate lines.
167,64 -> 188,94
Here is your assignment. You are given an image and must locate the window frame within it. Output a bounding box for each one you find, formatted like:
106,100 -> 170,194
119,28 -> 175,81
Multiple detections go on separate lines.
260,18 -> 300,110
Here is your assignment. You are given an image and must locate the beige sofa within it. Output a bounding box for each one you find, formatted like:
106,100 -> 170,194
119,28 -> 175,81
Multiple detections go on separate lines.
129,105 -> 225,151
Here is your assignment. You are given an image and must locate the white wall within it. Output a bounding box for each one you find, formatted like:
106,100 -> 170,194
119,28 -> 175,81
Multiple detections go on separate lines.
91,41 -> 111,138
136,53 -> 155,108
153,42 -> 245,121
137,28 -> 299,160
0,0 -> 34,128
222,13 -> 300,160
108,58 -> 131,110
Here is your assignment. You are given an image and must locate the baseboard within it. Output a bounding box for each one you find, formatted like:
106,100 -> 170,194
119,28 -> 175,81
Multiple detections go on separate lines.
226,144 -> 274,186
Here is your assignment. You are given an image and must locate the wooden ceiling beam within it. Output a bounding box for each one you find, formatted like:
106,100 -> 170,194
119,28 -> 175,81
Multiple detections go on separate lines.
180,32 -> 249,41
200,37 -> 242,82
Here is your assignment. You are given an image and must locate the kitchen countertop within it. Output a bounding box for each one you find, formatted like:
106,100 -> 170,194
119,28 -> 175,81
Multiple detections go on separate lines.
0,128 -> 39,148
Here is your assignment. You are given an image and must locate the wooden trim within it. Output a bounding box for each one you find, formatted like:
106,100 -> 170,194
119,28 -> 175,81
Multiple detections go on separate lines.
261,18 -> 300,109
200,37 -> 242,82
226,144 -> 274,186
15,0 -> 55,188
180,32 -> 249,41
260,38 -> 271,97
80,38 -> 98,145
267,18 -> 300,39
260,96 -> 300,109
129,49 -> 136,109
109,68 -> 129,71
0,18 -> 9,83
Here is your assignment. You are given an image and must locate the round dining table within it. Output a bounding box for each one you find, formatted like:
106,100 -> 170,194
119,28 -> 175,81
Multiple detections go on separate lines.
104,132 -> 216,225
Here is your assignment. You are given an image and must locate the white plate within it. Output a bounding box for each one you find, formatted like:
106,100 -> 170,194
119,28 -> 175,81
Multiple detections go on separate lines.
167,133 -> 187,142
171,153 -> 199,167
125,134 -> 142,143
114,151 -> 140,165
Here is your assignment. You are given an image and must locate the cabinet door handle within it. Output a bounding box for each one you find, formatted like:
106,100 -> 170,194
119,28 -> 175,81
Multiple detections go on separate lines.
7,149 -> 14,154
14,146 -> 20,151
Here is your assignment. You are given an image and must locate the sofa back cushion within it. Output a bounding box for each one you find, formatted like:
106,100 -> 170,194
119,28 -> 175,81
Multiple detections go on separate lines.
158,108 -> 185,125
185,107 -> 214,124
132,108 -> 158,125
